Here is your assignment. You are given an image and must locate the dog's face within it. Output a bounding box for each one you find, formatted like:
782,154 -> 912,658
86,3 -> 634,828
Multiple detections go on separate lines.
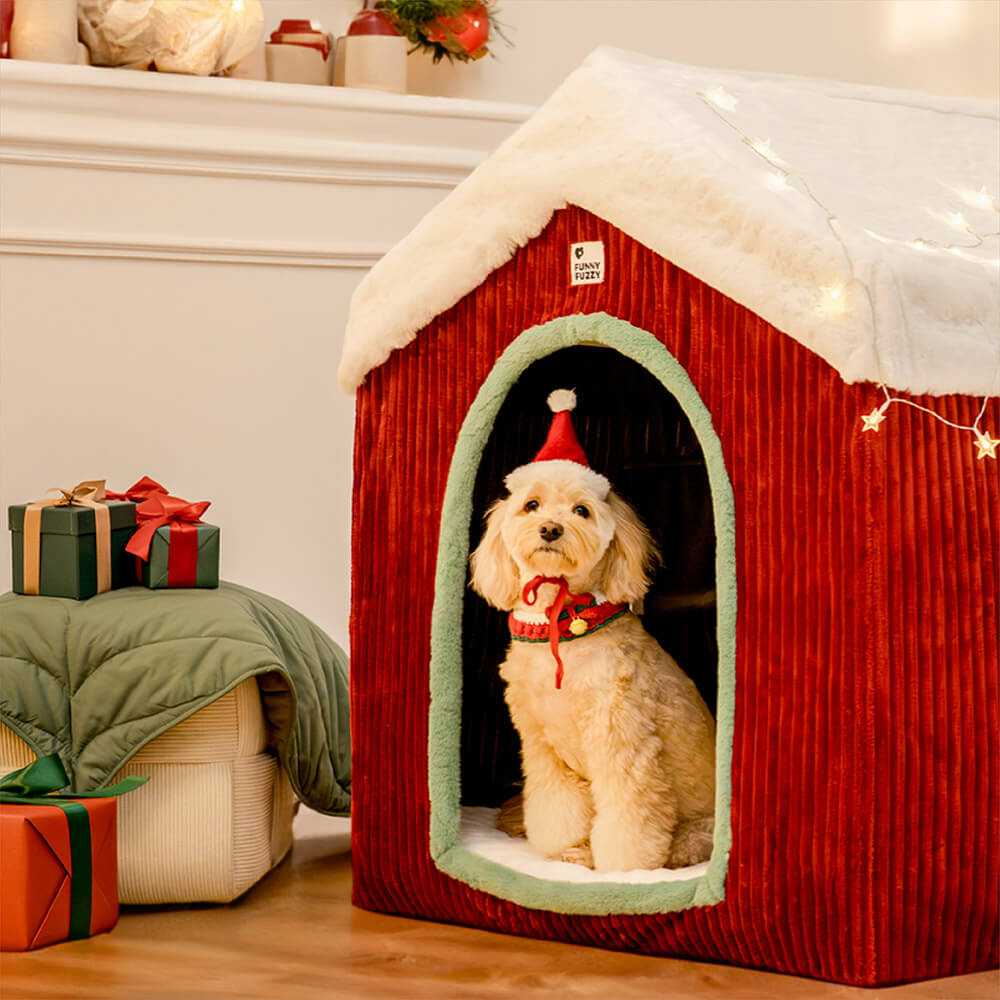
470,465 -> 658,610
503,471 -> 616,581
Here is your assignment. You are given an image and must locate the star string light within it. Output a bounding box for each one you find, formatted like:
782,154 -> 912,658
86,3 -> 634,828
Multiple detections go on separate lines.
696,85 -> 999,462
861,404 -> 888,432
957,185 -> 999,213
859,387 -> 997,461
704,85 -> 738,112
918,209 -> 1000,252
974,428 -> 1000,460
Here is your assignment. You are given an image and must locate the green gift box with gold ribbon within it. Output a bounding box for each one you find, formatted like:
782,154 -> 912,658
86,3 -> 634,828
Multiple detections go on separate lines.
0,756 -> 146,951
8,481 -> 137,600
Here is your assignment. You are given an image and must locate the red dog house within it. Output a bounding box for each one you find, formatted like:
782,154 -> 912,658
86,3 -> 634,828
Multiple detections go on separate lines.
340,50 -> 998,987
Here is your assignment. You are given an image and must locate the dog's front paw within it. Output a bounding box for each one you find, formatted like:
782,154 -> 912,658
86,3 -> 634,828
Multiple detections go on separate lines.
559,842 -> 594,868
522,772 -> 593,858
590,814 -> 669,872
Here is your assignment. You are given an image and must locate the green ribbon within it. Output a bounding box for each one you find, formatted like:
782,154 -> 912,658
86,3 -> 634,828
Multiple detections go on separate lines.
0,755 -> 147,941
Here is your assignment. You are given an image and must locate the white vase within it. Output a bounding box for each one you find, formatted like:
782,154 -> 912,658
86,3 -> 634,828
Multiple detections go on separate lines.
341,34 -> 407,95
10,0 -> 78,63
266,41 -> 334,86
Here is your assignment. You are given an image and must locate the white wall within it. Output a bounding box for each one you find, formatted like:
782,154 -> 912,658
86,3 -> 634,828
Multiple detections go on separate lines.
0,254 -> 360,638
0,64 -> 526,648
262,0 -> 999,101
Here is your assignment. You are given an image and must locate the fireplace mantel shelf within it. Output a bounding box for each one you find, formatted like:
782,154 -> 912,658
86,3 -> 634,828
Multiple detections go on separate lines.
0,59 -> 534,189
0,59 -> 532,269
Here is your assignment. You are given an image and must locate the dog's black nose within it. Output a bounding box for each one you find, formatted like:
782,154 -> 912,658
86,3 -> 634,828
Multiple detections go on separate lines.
539,521 -> 563,542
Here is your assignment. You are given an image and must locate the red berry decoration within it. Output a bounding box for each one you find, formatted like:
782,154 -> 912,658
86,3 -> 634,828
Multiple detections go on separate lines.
425,3 -> 489,60
375,1 -> 506,64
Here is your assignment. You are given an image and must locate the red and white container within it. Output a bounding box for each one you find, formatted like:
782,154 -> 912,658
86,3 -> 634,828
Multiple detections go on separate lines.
265,19 -> 333,86
336,5 -> 406,95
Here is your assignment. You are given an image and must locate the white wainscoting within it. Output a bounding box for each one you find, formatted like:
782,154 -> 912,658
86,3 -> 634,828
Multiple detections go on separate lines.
0,60 -> 531,646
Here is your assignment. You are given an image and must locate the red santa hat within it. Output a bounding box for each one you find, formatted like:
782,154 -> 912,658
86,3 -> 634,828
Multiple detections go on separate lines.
504,389 -> 611,499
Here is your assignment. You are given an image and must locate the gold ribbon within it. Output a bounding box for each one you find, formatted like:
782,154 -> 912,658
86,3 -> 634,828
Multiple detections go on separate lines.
22,481 -> 112,596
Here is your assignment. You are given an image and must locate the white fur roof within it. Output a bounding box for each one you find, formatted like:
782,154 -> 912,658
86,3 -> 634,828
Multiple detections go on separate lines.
339,47 -> 1000,397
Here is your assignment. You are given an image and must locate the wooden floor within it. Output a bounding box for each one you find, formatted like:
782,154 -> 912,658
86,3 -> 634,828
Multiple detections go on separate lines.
3,827 -> 997,1000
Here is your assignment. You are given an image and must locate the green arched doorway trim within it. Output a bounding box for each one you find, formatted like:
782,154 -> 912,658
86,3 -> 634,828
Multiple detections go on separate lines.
429,312 -> 736,914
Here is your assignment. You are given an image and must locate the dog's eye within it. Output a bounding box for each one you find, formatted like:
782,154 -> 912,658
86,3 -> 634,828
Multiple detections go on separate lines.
523,499 -> 539,512
572,504 -> 590,518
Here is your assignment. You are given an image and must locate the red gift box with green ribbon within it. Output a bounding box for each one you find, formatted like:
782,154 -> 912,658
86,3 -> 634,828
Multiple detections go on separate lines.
124,486 -> 220,589
0,756 -> 146,951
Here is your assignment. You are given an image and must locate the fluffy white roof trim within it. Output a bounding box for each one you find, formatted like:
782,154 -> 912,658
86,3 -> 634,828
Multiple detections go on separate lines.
339,47 -> 1000,398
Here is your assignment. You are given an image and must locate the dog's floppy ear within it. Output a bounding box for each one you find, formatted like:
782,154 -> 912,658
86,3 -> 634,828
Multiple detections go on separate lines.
469,497 -> 521,610
597,491 -> 659,604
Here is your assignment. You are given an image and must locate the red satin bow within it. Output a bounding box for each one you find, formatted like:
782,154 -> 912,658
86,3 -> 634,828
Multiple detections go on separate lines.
521,575 -> 592,689
126,493 -> 210,587
103,476 -> 168,502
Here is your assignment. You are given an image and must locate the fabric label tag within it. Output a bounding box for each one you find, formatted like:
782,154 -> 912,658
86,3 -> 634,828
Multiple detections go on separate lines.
570,241 -> 605,285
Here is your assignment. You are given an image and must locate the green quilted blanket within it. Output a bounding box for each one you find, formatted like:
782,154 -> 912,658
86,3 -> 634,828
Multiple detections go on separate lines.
0,582 -> 350,815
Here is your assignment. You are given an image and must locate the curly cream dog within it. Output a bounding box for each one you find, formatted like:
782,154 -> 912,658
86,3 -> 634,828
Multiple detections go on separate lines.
470,390 -> 716,872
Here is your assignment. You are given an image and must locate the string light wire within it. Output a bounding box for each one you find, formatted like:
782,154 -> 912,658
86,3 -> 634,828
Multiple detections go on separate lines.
875,385 -> 989,433
696,87 -> 999,460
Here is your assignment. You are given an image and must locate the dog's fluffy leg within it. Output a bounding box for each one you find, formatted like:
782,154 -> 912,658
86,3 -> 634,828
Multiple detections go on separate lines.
668,815 -> 714,868
505,683 -> 594,860
519,731 -> 594,860
586,698 -> 677,872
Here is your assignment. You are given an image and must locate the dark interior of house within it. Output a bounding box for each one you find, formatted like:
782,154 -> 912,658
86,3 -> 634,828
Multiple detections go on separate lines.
460,345 -> 719,807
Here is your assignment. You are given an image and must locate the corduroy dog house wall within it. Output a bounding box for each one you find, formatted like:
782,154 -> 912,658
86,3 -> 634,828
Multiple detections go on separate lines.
339,50 -> 999,988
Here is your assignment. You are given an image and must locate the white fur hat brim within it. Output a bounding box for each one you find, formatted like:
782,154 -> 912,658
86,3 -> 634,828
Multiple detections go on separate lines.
505,459 -> 611,500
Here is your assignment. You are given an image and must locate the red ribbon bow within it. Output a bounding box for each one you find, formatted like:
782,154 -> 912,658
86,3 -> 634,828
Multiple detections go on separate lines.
103,476 -> 168,503
126,493 -> 210,587
521,575 -> 593,690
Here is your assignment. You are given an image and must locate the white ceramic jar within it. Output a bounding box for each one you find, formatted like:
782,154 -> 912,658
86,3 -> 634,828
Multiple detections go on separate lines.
10,0 -> 78,63
340,34 -> 407,94
265,19 -> 334,86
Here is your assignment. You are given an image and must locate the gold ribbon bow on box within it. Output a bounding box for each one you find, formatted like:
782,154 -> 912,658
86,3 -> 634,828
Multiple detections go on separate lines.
22,480 -> 112,596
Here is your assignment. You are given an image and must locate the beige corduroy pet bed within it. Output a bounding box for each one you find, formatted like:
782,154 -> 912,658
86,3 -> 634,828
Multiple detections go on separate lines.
0,679 -> 296,904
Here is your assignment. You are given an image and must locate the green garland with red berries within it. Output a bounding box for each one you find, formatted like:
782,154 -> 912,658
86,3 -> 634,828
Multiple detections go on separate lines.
377,1 -> 506,63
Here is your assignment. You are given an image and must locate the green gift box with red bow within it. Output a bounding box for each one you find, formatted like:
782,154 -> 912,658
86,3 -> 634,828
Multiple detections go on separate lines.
124,485 -> 220,589
0,755 -> 147,951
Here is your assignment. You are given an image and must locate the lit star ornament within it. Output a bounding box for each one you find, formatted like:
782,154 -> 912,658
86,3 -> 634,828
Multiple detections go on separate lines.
861,404 -> 889,432
705,86 -> 738,111
974,429 -> 999,460
973,186 -> 998,211
748,138 -> 784,165
820,283 -> 848,316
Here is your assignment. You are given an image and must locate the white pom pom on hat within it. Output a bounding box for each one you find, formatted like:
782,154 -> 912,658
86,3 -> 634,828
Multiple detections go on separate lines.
547,388 -> 577,413
504,387 -> 611,499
